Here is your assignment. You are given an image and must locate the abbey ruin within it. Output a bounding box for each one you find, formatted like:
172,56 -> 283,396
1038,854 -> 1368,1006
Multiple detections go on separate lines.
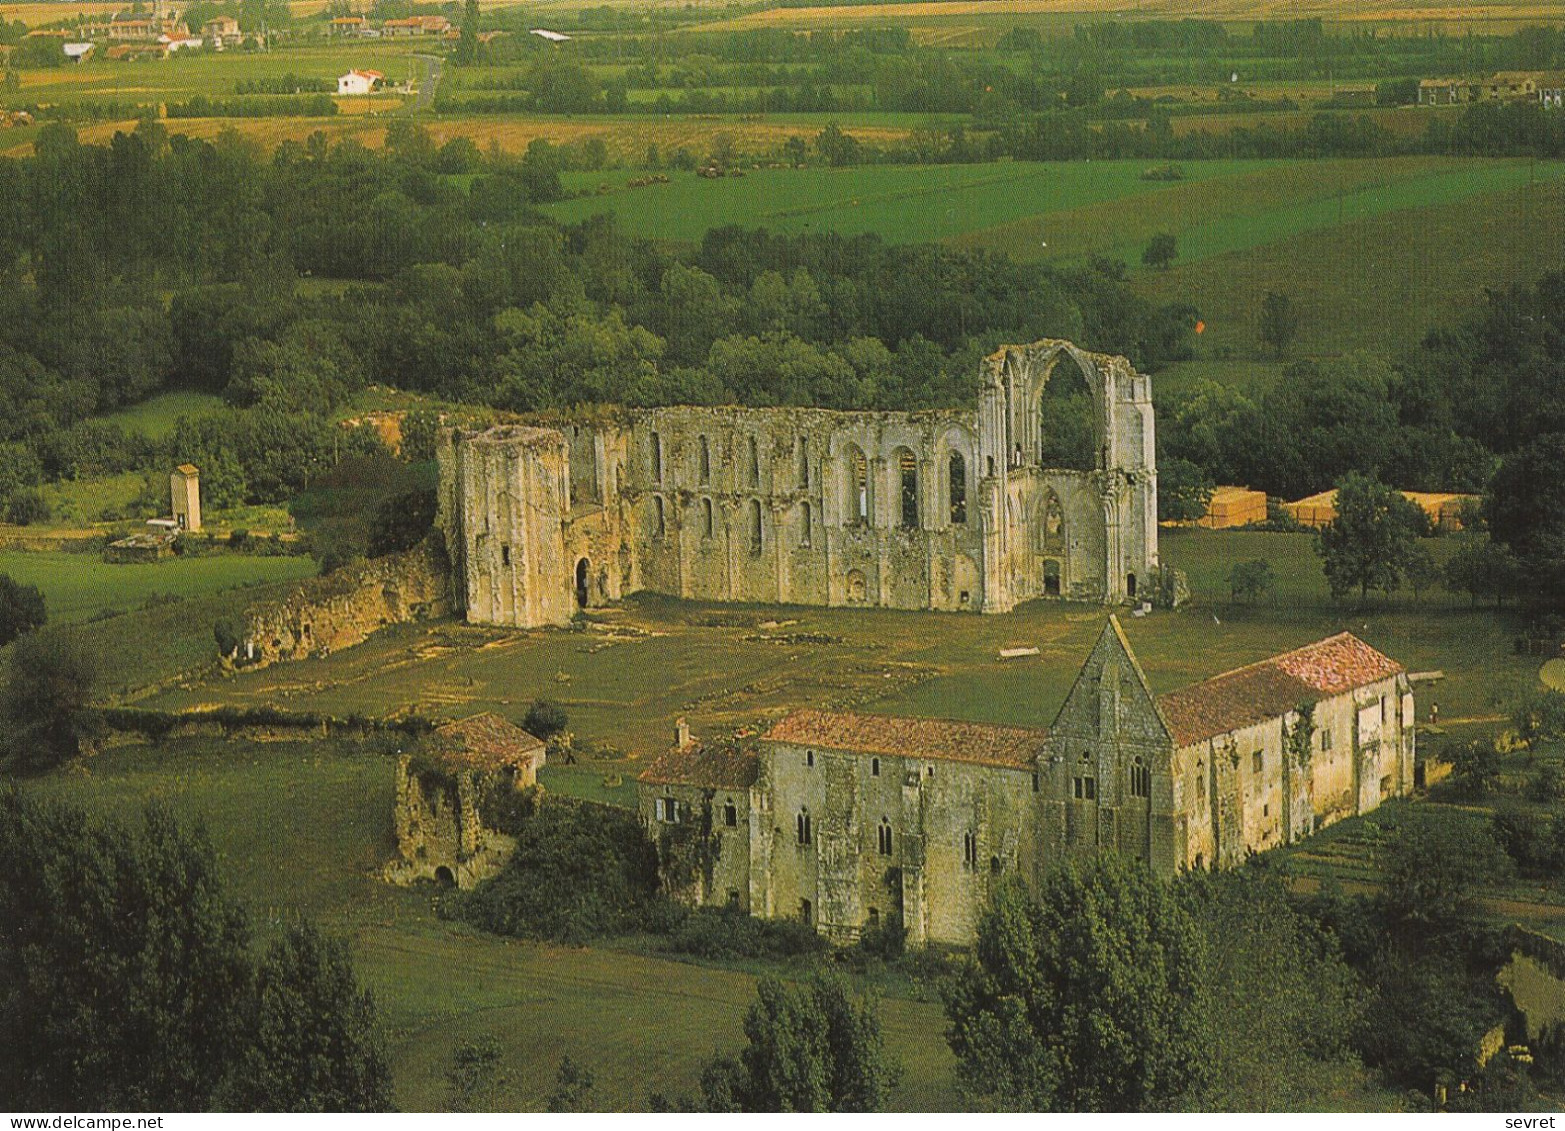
436,338 -> 1161,623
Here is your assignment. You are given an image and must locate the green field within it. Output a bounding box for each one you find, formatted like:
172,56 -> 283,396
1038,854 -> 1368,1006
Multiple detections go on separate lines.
98,391 -> 227,439
0,549 -> 315,624
545,157 -> 1565,284
1137,167 -> 1565,357
19,737 -> 960,1111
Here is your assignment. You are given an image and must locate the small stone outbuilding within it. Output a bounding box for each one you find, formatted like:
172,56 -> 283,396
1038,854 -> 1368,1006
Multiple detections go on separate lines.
386,712 -> 546,889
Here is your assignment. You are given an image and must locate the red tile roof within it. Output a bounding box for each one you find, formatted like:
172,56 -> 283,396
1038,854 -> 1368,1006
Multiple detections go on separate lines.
1156,633 -> 1403,747
638,741 -> 759,789
428,712 -> 544,771
762,708 -> 1046,769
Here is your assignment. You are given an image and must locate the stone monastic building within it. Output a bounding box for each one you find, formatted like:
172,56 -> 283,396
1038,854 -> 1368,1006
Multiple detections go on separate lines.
436,339 -> 1162,622
637,620 -> 1415,946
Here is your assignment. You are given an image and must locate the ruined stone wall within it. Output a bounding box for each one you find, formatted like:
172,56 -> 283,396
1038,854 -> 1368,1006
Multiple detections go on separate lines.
385,756 -> 519,889
438,338 -> 1161,627
241,541 -> 449,668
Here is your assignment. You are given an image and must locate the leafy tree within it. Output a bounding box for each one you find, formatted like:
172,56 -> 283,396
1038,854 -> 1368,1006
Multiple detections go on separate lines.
1375,808 -> 1511,938
0,793 -> 252,1109
1447,738 -> 1501,798
214,616 -> 242,659
524,698 -> 568,739
1315,473 -> 1426,602
546,1055 -> 596,1112
1403,543 -> 1441,602
2,628 -> 100,772
0,573 -> 45,645
1257,290 -> 1298,359
1510,685 -> 1565,751
815,122 -> 860,167
1444,535 -> 1517,607
1484,432 -> 1565,599
1178,872 -> 1370,1111
366,487 -> 436,558
444,1036 -> 509,1113
454,0 -> 480,65
944,860 -> 1212,1111
1158,456 -> 1214,522
6,488 -> 50,526
1141,232 -> 1177,270
1228,559 -> 1275,605
215,922 -> 394,1112
696,971 -> 898,1112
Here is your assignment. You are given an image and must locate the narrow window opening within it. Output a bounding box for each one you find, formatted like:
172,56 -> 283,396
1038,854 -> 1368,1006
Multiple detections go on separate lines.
898,449 -> 919,529
800,501 -> 812,547
800,898 -> 812,925
500,544 -> 511,567
748,498 -> 763,555
806,750 -> 815,767
877,818 -> 893,856
1127,572 -> 1138,598
848,446 -> 869,525
796,809 -> 812,845
698,435 -> 711,484
651,431 -> 663,483
654,495 -> 666,538
748,435 -> 760,488
723,802 -> 737,828
871,757 -> 880,777
702,497 -> 714,539
948,451 -> 967,524
798,438 -> 809,488
963,831 -> 977,868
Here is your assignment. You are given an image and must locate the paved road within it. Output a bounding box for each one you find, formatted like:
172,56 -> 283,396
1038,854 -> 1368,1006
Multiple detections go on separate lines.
412,53 -> 442,112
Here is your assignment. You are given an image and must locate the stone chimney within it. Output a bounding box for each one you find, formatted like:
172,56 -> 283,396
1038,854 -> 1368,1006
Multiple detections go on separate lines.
675,717 -> 691,747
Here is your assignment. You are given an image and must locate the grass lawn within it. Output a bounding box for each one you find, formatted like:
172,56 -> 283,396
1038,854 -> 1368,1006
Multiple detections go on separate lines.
142,527 -> 1533,771
99,391 -> 226,439
0,549 -> 315,625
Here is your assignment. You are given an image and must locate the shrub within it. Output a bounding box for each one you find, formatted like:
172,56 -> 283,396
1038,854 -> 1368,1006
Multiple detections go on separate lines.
214,617 -> 242,659
5,489 -> 50,526
0,574 -> 46,646
442,798 -> 659,943
523,698 -> 568,739
664,905 -> 827,961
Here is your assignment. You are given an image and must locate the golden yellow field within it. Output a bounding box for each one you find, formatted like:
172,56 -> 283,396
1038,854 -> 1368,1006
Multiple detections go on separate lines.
1,113 -> 914,161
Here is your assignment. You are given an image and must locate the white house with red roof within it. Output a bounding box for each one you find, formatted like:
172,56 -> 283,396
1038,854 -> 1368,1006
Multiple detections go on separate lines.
640,617 -> 1414,945
336,68 -> 384,96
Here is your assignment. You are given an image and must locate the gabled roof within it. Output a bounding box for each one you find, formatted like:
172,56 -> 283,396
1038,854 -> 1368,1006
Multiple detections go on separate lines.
1156,633 -> 1403,747
761,708 -> 1046,769
638,740 -> 759,789
426,711 -> 545,772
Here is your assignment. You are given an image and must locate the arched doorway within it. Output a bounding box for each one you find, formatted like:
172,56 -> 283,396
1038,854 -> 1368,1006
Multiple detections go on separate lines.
575,558 -> 590,608
434,865 -> 455,887
1044,559 -> 1061,597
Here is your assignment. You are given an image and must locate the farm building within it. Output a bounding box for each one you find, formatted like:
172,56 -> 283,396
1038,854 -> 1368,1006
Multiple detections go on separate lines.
387,713 -> 546,889
329,16 -> 367,35
1284,488 -> 1476,531
640,619 -> 1414,946
202,16 -> 241,46
337,69 -> 383,95
1196,485 -> 1267,529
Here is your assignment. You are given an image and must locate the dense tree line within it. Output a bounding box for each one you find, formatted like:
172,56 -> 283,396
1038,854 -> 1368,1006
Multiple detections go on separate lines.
0,791 -> 393,1111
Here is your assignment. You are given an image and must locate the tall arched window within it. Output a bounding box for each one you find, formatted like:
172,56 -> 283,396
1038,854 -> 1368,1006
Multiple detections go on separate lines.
897,449 -> 919,530
877,818 -> 893,856
698,435 -> 711,484
948,450 -> 967,525
846,445 -> 869,526
747,435 -> 760,488
650,431 -> 663,483
797,438 -> 809,487
653,495 -> 666,537
748,498 -> 763,555
963,831 -> 977,868
799,501 -> 812,547
796,808 -> 812,846
701,497 -> 714,539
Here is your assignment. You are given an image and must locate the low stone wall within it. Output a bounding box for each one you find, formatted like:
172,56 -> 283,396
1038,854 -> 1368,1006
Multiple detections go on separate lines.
241,540 -> 450,668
